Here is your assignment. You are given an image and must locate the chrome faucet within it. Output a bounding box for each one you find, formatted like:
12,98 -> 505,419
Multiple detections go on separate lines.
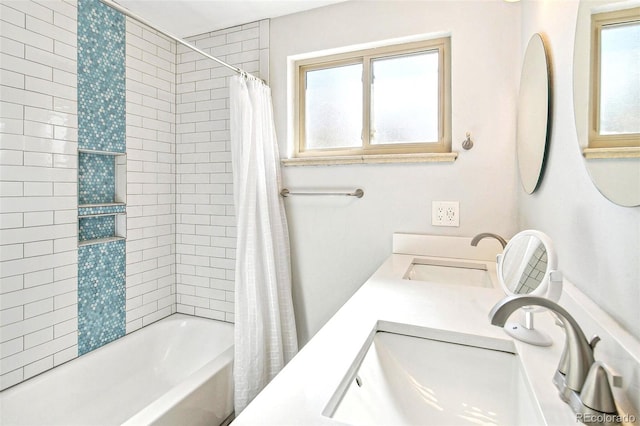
470,232 -> 507,249
489,295 -> 621,423
490,295 -> 594,392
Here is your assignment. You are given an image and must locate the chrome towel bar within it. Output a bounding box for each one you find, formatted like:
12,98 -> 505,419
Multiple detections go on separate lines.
280,188 -> 364,198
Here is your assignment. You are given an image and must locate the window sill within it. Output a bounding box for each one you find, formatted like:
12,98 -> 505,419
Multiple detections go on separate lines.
281,152 -> 458,166
583,147 -> 640,159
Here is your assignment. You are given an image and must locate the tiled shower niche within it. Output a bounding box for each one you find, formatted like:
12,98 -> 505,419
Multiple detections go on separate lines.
78,150 -> 127,246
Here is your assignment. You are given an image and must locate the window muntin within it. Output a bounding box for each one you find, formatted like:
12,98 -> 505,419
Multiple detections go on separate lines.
295,38 -> 451,158
590,8 -> 640,148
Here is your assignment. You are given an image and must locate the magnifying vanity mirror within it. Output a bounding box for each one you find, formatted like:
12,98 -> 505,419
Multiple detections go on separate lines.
574,0 -> 640,206
497,230 -> 563,346
516,33 -> 552,194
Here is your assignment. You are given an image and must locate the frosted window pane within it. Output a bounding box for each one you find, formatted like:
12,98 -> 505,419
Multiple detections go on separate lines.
305,64 -> 363,149
600,21 -> 640,135
371,51 -> 439,144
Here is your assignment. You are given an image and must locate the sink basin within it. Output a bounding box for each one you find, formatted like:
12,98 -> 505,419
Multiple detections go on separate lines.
324,323 -> 543,425
403,258 -> 493,288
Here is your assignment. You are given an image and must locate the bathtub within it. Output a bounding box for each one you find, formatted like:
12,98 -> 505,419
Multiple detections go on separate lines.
0,314 -> 234,426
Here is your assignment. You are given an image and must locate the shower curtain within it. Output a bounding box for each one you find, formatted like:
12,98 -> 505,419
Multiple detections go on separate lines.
229,75 -> 298,414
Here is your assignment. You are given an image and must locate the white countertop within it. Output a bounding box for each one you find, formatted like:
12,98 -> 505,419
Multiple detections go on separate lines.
234,235 -> 639,426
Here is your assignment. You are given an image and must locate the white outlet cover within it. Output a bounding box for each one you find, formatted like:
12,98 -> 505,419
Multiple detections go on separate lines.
432,201 -> 460,227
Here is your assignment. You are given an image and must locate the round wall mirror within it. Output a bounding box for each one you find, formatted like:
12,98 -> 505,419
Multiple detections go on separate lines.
497,230 -> 563,346
516,33 -> 552,194
574,0 -> 640,206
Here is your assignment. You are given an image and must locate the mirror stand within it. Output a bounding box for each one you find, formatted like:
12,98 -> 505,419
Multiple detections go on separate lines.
502,271 -> 563,347
496,230 -> 563,347
504,310 -> 552,346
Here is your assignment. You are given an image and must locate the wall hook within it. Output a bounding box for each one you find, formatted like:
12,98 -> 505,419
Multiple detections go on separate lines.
462,132 -> 474,150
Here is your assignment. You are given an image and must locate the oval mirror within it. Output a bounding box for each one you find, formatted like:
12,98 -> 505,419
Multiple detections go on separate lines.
517,33 -> 552,194
497,230 -> 563,346
574,0 -> 640,206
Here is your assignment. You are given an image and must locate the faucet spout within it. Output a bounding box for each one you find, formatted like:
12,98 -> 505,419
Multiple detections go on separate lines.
471,232 -> 507,249
489,295 -> 595,393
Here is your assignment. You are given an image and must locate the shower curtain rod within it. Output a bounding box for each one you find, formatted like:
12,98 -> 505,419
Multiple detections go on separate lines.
98,0 -> 257,79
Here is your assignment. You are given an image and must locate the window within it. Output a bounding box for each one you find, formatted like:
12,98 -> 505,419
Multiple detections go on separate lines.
293,38 -> 452,161
589,7 -> 640,150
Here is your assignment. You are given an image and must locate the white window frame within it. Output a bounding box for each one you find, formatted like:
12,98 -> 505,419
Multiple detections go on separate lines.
292,37 -> 453,162
589,7 -> 640,150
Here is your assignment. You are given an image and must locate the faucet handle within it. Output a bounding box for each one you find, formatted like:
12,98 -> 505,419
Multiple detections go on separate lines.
599,361 -> 623,388
580,361 -> 622,414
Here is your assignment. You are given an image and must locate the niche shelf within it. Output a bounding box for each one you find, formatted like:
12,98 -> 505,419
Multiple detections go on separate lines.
77,214 -> 126,247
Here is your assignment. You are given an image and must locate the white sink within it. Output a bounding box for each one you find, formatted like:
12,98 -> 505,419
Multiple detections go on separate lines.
324,323 -> 544,425
403,258 -> 493,288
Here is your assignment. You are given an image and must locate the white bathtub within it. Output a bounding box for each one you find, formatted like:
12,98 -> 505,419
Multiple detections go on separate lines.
0,314 -> 234,426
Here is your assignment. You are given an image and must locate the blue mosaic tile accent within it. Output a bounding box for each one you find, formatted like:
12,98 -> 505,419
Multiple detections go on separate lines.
77,0 -> 127,357
78,204 -> 126,216
78,0 -> 126,153
79,216 -> 115,241
78,152 -> 115,205
78,240 -> 126,355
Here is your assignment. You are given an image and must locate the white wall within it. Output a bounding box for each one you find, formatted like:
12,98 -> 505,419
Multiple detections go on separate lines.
270,1 -> 522,345
518,0 -> 640,340
125,19 -> 177,333
174,21 -> 269,322
0,0 -> 79,390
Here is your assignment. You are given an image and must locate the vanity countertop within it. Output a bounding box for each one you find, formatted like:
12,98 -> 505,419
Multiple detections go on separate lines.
233,234 -> 640,426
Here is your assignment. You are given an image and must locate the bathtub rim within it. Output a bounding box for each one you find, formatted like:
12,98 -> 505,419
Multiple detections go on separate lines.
0,313 -> 235,425
123,344 -> 234,426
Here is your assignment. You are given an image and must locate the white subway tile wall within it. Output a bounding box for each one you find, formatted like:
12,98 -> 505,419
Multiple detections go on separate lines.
125,19 -> 177,333
175,21 -> 269,322
0,0 -> 79,391
0,1 -> 267,391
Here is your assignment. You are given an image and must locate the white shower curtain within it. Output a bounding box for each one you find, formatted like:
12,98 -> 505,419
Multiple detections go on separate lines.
229,75 -> 298,414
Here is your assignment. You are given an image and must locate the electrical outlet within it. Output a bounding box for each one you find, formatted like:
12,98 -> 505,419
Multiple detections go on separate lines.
432,201 -> 460,227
